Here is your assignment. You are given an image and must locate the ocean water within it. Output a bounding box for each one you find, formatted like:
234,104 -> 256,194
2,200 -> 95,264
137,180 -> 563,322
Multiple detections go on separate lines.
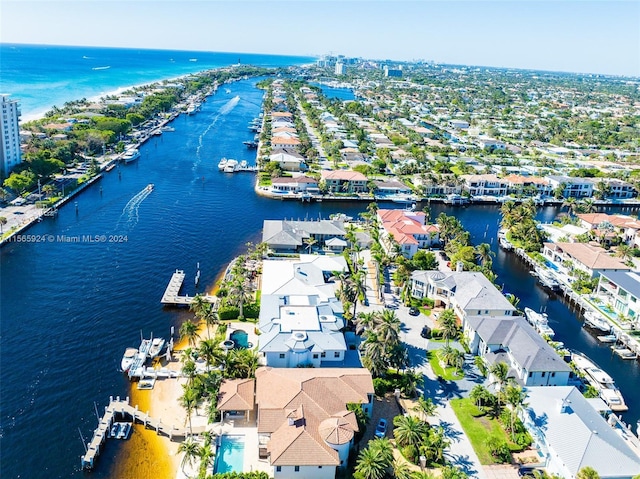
0,43 -> 314,120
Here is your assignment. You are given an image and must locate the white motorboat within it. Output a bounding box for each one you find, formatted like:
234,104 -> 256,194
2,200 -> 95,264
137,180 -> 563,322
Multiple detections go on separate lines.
571,351 -> 628,412
597,334 -> 617,343
217,158 -> 228,171
161,126 -> 175,132
120,347 -> 138,372
148,337 -> 165,359
223,159 -> 238,172
583,310 -> 611,333
535,267 -> 560,291
122,148 -> 140,163
524,307 -> 555,339
146,183 -> 154,192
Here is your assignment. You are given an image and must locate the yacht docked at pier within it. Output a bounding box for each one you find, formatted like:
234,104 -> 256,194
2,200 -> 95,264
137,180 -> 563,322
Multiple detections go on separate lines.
571,351 -> 628,412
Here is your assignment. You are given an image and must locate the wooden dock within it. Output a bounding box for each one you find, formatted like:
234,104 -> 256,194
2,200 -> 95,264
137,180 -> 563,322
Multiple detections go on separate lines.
81,396 -> 206,470
160,269 -> 217,306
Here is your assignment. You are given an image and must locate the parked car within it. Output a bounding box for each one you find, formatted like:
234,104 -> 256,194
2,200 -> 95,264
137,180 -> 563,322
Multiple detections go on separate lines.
518,466 -> 543,478
409,307 -> 420,316
420,326 -> 431,339
374,418 -> 387,438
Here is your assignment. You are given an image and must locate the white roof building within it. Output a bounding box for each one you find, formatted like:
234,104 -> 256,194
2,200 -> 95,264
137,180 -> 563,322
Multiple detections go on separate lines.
522,386 -> 640,479
258,256 -> 349,368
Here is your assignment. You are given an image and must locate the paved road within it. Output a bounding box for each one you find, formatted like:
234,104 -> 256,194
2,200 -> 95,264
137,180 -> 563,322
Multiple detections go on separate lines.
354,252 -> 487,478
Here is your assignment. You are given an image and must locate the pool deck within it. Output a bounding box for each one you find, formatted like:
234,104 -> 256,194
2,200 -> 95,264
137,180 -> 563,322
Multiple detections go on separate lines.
212,420 -> 273,476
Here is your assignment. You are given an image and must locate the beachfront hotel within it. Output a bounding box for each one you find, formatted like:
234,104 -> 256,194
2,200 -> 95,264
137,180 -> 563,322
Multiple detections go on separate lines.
0,94 -> 22,178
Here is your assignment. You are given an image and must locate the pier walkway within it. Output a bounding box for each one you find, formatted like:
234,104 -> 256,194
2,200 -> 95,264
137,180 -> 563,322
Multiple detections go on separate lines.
160,269 -> 217,306
81,396 -> 206,469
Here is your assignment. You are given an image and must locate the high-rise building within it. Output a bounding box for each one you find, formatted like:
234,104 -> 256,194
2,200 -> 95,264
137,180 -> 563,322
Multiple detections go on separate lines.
335,62 -> 345,75
1,94 -> 22,178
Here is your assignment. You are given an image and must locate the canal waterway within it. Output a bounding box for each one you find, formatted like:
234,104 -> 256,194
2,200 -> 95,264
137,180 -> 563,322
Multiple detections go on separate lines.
1,78 -> 639,478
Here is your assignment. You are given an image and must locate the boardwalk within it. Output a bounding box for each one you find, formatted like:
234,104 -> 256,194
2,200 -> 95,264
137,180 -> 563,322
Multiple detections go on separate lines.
160,269 -> 217,305
81,396 -> 206,469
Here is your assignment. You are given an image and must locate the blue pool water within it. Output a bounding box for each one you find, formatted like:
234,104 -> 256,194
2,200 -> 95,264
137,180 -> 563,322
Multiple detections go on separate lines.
230,330 -> 249,349
545,260 -> 559,271
598,304 -> 616,317
214,435 -> 245,473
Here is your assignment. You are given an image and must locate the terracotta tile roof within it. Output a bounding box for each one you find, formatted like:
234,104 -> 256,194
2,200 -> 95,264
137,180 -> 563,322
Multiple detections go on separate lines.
502,174 -> 549,185
377,209 -> 438,246
577,213 -> 639,229
320,170 -> 368,182
217,378 -> 255,411
272,111 -> 293,117
545,242 -> 630,270
255,367 -> 373,465
272,137 -> 301,145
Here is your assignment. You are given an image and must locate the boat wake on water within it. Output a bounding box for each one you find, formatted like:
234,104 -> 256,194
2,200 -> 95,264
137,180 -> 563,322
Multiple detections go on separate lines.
192,95 -> 241,174
115,186 -> 152,231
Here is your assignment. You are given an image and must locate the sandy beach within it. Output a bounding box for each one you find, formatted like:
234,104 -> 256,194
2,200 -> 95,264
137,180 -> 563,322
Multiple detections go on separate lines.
114,323 -> 213,479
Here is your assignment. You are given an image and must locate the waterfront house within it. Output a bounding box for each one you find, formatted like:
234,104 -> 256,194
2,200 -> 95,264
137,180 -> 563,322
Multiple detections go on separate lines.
255,367 -> 374,479
320,170 -> 368,194
520,386 -> 640,479
477,136 -> 506,150
547,175 -> 594,198
465,316 -> 572,387
377,209 -> 440,259
257,256 -> 348,367
270,149 -> 308,172
503,174 -> 553,197
576,213 -> 640,247
373,179 -> 413,196
602,178 -> 637,199
262,220 -> 347,254
409,270 -> 516,327
460,174 -> 508,197
594,270 -> 640,328
272,136 -> 302,149
270,176 -> 319,195
542,242 -> 630,279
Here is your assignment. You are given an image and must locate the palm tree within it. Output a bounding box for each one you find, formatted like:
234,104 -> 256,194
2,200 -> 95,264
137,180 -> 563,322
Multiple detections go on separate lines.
438,309 -> 458,346
503,384 -> 528,441
351,269 -> 367,318
392,459 -> 413,479
412,397 -> 437,420
355,445 -> 388,479
393,414 -> 429,448
189,294 -> 208,318
615,244 -> 632,262
361,332 -> 387,378
489,362 -> 511,409
180,319 -> 200,348
378,309 -> 401,345
411,472 -> 437,479
201,304 -> 219,338
475,243 -> 495,267
198,442 -> 214,478
0,217 -> 7,234
423,425 -> 450,465
179,386 -> 199,435
563,196 -> 578,216
199,339 -> 223,370
303,236 -> 317,253
576,467 -> 601,479
470,384 -> 492,409
355,311 -> 377,335
178,437 -> 200,478
227,278 -> 252,319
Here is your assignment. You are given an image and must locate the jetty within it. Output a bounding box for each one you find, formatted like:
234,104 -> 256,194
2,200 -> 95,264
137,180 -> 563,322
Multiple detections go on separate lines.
81,396 -> 206,469
160,269 -> 217,306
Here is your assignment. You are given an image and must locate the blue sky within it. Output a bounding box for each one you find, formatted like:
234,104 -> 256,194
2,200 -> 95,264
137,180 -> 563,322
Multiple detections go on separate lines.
2,1 -> 639,76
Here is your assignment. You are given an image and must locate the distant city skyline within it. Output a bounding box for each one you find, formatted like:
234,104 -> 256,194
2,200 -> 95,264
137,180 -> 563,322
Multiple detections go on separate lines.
2,0 -> 639,77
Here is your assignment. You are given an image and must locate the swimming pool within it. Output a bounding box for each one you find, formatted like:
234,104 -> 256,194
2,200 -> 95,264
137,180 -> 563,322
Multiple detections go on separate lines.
230,330 -> 249,349
214,435 -> 245,473
545,260 -> 559,272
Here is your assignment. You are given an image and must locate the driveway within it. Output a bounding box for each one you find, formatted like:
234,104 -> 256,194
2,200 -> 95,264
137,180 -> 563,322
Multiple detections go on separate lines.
398,302 -> 488,479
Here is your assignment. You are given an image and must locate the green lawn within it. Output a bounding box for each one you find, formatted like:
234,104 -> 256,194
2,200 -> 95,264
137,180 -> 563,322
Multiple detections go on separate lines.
427,350 -> 464,381
449,398 -> 519,465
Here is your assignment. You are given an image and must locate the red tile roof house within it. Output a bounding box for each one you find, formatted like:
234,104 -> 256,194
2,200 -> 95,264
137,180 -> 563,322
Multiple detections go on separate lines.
254,367 -> 374,479
320,170 -> 368,194
377,209 -> 440,259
